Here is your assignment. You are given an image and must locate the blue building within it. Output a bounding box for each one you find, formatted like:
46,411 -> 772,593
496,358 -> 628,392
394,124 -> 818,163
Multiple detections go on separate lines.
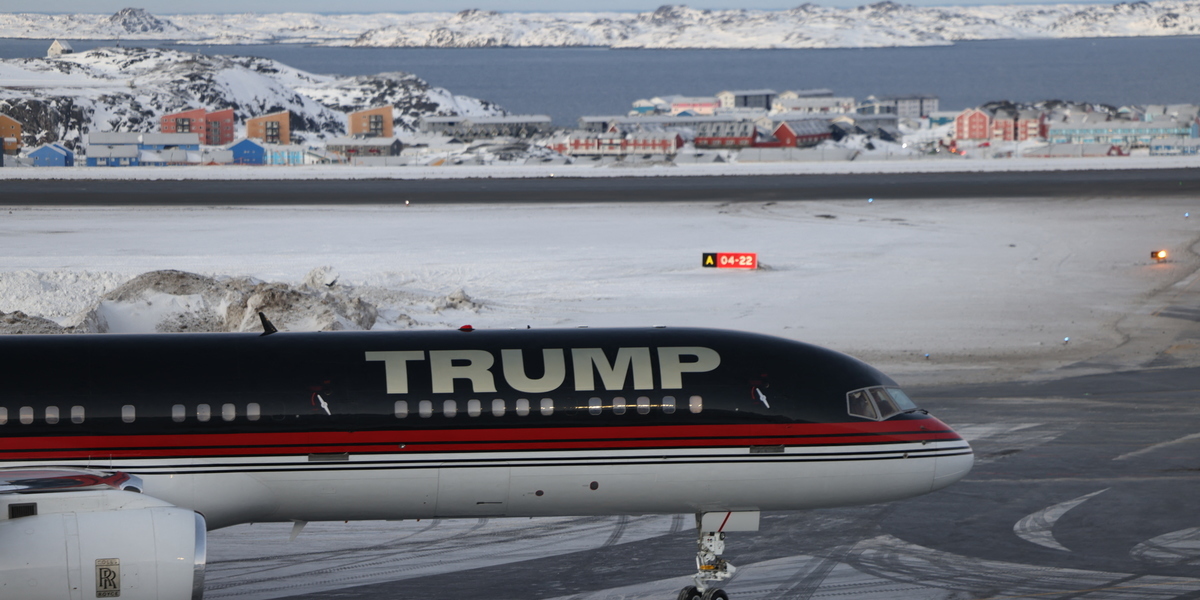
139,133 -> 200,152
29,143 -> 74,167
86,145 -> 140,167
229,139 -> 266,165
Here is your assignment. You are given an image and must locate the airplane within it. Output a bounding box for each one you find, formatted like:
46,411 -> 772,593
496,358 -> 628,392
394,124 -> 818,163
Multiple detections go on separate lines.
0,323 -> 973,600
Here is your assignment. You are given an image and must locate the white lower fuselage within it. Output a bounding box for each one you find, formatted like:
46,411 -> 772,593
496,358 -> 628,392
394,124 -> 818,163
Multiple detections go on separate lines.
11,438 -> 973,530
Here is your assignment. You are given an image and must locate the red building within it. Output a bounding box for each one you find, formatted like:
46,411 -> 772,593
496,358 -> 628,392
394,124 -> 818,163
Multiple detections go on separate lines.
954,108 -> 991,140
161,108 -> 236,146
991,111 -> 1016,141
768,120 -> 832,147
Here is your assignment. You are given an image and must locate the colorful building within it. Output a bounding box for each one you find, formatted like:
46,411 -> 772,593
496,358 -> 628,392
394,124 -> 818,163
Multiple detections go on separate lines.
0,114 -> 20,155
229,139 -> 266,165
768,119 -> 833,147
348,106 -> 394,138
246,111 -> 291,145
954,108 -> 991,140
160,108 -> 236,146
29,144 -> 74,167
326,136 -> 402,159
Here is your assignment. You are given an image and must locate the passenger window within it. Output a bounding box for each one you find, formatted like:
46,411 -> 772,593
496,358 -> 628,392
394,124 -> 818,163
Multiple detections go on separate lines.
247,403 -> 261,421
419,400 -> 433,418
71,406 -> 85,424
540,398 -> 554,416
467,399 -> 481,417
847,390 -> 878,420
870,388 -> 900,420
636,396 -> 650,415
222,404 -> 236,422
444,400 -> 458,418
45,406 -> 59,424
121,405 -> 136,423
491,399 -> 506,417
0,407 -> 6,425
172,404 -> 186,423
662,396 -> 676,414
19,406 -> 32,425
516,398 -> 530,416
612,397 -> 626,415
588,397 -> 602,415
394,400 -> 409,418
886,388 -> 919,412
197,404 -> 211,422
689,395 -> 703,414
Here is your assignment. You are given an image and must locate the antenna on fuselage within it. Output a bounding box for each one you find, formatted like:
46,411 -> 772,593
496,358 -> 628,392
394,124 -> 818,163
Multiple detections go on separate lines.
258,311 -> 278,336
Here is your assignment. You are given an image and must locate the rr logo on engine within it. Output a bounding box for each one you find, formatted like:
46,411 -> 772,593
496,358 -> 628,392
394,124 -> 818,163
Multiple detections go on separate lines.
95,558 -> 120,598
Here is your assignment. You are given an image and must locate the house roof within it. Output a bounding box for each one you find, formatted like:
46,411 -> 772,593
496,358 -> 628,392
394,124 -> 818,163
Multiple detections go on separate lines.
461,115 -> 552,125
51,40 -> 74,50
31,144 -> 70,156
784,88 -> 834,98
778,120 -> 832,136
89,145 -> 141,158
719,89 -> 778,96
325,136 -> 400,146
89,132 -> 142,145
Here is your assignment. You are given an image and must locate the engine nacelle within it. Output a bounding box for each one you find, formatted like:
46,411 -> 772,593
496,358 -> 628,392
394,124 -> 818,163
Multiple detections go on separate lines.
0,490 -> 206,600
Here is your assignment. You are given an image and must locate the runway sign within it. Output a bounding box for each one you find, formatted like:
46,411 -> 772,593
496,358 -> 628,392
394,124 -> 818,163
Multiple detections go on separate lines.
702,252 -> 758,269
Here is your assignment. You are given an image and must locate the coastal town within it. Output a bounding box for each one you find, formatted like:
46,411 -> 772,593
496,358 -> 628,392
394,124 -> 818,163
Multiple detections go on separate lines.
2,39 -> 1199,169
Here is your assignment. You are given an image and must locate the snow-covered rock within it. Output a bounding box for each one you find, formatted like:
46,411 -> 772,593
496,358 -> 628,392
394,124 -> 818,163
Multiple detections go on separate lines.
1,3 -> 1199,48
0,46 -> 502,150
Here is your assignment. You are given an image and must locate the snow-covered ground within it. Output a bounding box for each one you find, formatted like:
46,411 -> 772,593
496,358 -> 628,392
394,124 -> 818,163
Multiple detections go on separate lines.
2,3 -> 1199,49
0,198 -> 1196,386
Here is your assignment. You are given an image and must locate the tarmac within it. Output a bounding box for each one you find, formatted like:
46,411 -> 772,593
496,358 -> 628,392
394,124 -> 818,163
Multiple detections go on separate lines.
188,171 -> 1200,600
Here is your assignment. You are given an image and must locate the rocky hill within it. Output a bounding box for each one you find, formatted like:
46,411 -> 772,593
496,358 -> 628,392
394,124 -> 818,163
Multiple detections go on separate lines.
0,46 -> 501,150
1,3 -> 1198,48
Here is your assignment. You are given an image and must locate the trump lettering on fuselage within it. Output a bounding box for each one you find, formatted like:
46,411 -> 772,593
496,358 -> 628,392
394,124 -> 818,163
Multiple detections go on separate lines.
365,347 -> 720,394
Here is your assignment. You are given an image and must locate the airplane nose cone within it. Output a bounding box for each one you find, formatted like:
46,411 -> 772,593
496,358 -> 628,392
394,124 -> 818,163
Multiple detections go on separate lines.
933,440 -> 974,492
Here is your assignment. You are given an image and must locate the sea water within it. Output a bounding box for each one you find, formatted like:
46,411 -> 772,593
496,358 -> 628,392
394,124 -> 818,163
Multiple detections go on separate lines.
2,36 -> 1198,124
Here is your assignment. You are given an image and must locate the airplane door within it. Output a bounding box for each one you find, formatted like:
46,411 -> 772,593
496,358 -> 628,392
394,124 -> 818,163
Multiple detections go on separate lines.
435,466 -> 511,517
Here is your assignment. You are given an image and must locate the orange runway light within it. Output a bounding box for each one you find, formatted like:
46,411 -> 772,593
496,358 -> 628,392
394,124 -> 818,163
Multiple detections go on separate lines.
1152,250 -> 1168,262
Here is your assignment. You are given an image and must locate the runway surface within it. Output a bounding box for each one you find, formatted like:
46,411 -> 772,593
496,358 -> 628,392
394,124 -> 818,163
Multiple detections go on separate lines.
4,168 -> 1200,204
200,365 -> 1200,600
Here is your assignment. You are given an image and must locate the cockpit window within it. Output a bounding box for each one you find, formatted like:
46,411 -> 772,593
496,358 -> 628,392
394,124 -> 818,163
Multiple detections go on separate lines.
870,388 -> 900,420
886,388 -> 919,412
847,386 -> 921,421
847,390 -> 878,420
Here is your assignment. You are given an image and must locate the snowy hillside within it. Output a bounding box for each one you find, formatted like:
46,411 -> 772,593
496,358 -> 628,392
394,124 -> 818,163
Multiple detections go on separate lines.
0,46 -> 501,150
1,3 -> 1199,49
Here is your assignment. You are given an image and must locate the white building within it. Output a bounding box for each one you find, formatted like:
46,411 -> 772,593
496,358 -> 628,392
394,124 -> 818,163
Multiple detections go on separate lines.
47,40 -> 74,58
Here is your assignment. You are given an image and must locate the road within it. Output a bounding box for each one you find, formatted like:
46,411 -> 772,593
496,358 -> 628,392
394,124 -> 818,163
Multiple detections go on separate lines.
3,168 -> 1200,204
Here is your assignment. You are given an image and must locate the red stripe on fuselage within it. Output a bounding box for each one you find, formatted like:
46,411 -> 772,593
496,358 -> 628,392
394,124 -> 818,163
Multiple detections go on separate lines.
0,420 -> 962,461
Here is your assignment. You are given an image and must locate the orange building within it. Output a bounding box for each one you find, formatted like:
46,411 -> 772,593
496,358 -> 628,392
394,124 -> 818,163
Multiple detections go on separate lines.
348,106 -> 393,138
246,110 -> 291,145
954,108 -> 991,140
161,108 -> 236,146
0,114 -> 21,154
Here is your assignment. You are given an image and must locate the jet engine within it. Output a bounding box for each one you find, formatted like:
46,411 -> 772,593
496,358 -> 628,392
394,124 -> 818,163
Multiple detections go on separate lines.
0,490 -> 206,600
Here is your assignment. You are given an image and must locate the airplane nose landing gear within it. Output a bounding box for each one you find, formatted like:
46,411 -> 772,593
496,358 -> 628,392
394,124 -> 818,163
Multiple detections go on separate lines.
676,511 -> 758,600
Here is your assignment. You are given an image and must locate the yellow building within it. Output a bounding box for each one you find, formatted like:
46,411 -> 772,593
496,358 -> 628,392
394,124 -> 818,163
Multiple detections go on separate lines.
348,106 -> 394,138
0,114 -> 21,155
246,111 -> 291,145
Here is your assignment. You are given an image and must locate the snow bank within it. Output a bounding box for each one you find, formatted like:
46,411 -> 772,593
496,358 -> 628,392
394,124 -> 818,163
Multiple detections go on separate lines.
0,200 -> 1197,386
3,154 -> 1200,181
